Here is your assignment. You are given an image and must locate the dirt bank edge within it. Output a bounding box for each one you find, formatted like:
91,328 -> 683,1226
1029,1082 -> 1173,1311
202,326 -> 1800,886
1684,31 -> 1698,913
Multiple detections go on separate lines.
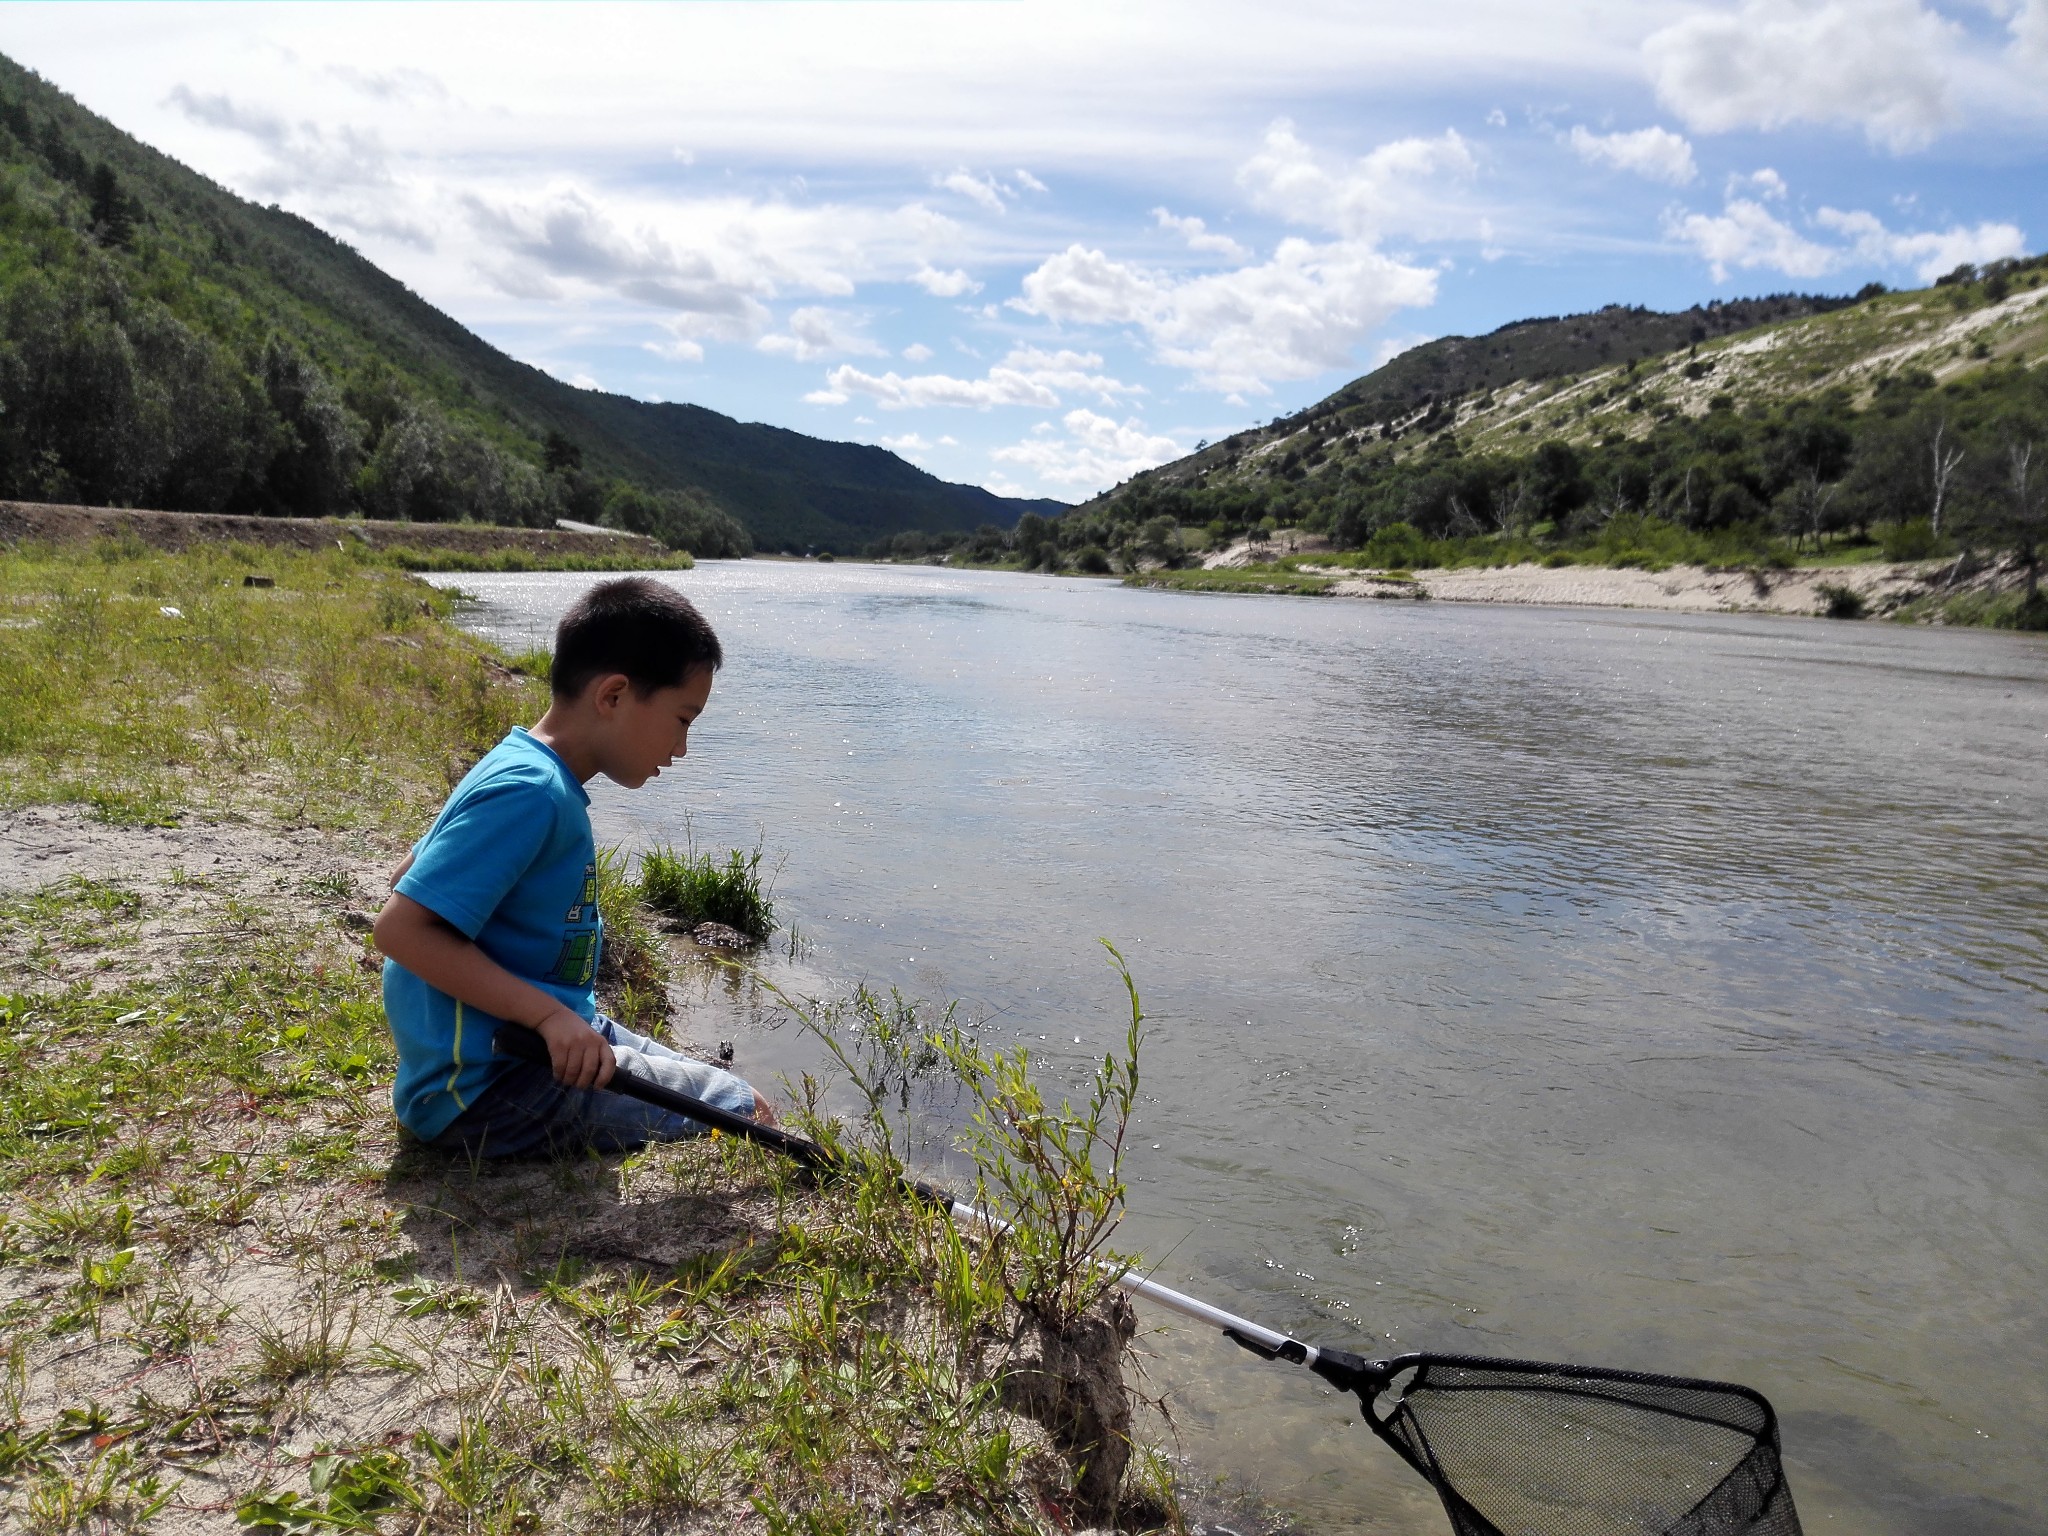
0,500 -> 667,562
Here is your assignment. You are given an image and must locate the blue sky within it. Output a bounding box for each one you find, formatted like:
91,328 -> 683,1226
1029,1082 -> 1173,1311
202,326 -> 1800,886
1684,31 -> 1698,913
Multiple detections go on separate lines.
5,1 -> 2043,504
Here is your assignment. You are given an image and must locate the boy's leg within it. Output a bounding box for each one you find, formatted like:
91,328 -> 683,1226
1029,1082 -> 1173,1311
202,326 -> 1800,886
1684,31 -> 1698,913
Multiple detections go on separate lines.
430,1017 -> 759,1159
592,1015 -> 760,1124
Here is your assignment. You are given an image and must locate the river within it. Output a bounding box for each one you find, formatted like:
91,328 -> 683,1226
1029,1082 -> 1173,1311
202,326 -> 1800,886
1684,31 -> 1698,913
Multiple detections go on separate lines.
436,561 -> 2048,1535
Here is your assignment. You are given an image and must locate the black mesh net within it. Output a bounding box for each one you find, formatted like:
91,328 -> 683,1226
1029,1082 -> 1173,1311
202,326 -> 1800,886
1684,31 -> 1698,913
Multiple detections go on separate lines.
1363,1355 -> 1802,1536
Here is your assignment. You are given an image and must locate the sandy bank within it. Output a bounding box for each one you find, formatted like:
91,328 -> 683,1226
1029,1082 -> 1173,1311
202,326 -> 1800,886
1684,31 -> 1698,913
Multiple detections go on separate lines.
1353,559 -> 1954,617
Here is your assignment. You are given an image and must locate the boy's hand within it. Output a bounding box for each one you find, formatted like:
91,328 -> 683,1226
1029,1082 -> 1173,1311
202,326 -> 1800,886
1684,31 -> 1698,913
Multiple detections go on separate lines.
751,1090 -> 778,1127
535,1009 -> 614,1090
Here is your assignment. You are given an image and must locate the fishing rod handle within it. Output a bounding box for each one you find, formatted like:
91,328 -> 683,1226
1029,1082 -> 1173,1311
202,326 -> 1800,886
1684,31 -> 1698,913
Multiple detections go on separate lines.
490,1025 -> 962,1208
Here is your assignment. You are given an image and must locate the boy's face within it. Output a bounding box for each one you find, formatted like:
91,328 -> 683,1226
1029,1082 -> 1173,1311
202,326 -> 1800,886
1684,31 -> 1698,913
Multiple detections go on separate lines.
599,667 -> 714,789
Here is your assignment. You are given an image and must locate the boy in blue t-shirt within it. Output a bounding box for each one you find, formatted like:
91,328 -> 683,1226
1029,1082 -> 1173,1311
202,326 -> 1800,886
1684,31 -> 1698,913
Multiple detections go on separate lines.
373,577 -> 772,1157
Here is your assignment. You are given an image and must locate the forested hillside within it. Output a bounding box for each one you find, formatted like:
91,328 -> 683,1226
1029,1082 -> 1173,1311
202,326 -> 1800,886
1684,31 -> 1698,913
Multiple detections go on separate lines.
915,265 -> 2047,620
0,54 -> 1055,553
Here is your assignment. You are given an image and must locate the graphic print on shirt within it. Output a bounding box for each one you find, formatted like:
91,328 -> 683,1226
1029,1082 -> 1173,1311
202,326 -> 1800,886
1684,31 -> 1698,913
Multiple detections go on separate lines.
564,862 -> 598,924
548,930 -> 599,987
547,861 -> 602,986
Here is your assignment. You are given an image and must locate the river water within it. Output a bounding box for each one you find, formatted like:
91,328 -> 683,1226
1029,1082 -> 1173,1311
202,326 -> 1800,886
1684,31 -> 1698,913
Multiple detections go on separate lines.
436,562 -> 2048,1535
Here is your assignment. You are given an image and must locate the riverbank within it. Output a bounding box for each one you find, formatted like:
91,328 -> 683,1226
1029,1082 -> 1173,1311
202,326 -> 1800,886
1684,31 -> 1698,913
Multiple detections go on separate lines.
0,501 -> 690,572
1126,535 -> 2038,623
1353,557 -> 1993,618
0,544 -> 1183,1534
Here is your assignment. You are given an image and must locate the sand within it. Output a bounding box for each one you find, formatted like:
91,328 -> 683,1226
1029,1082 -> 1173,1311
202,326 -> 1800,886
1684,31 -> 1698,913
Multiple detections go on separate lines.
1365,558 -> 1955,617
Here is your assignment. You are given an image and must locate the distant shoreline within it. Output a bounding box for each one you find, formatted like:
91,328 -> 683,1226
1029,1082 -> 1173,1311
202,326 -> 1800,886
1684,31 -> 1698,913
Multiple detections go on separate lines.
1342,558 -> 1952,618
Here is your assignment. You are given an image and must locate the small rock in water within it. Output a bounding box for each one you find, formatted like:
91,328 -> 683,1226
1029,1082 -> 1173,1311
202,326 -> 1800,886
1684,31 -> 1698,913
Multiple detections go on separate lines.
691,921 -> 753,949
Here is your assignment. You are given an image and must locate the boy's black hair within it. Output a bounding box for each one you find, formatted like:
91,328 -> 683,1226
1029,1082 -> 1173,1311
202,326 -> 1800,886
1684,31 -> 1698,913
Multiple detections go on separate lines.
551,577 -> 722,699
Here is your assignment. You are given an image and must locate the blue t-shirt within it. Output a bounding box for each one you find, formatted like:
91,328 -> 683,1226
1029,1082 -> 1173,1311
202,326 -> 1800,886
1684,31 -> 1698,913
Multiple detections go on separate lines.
382,728 -> 602,1139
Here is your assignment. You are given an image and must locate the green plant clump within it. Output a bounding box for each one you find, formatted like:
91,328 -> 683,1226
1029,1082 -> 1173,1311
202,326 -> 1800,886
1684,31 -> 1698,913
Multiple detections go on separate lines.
638,842 -> 776,941
1815,581 -> 1870,619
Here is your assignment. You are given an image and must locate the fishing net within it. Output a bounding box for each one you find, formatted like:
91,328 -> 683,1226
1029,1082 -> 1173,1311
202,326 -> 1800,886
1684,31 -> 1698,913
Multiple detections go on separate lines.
1320,1352 -> 1802,1536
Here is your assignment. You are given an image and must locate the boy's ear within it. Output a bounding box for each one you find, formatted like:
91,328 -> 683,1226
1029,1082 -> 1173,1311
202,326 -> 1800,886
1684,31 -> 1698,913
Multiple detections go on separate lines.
588,673 -> 633,714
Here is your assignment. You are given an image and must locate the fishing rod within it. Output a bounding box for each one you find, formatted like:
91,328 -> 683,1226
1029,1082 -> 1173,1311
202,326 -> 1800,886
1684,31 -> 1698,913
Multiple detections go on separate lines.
493,1027 -> 1804,1536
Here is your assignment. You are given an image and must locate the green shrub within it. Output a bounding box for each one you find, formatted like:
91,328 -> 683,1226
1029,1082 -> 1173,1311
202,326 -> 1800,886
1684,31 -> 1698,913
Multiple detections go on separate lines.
1073,545 -> 1112,574
935,942 -> 1144,1332
1359,521 -> 1430,569
639,841 -> 776,941
1880,519 -> 1938,562
1815,582 -> 1868,619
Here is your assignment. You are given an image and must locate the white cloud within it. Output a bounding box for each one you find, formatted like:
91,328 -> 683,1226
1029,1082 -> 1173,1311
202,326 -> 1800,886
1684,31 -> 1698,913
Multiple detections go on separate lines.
1813,207 -> 2027,280
819,345 -> 1143,411
1667,192 -> 2027,283
1013,168 -> 1049,193
912,264 -> 982,297
902,342 -> 935,361
803,387 -> 848,405
992,409 -> 1183,489
1645,0 -> 1960,152
879,432 -> 931,454
936,169 -> 1006,212
1485,108 -> 1508,128
644,335 -> 706,363
756,306 -> 886,361
167,83 -> 432,246
1016,237 -> 1438,394
1151,207 -> 1251,261
2010,0 -> 2048,74
1567,124 -> 1697,185
1007,122 -> 1457,394
467,187 -> 781,361
1664,198 -> 1838,281
1236,120 -> 1477,239
1727,167 -> 1789,201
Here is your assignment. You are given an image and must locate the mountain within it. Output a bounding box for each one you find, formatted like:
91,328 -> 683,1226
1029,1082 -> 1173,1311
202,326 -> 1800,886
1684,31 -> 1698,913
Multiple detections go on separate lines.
1031,261 -> 2048,583
1074,293 -> 1869,510
0,54 -> 1060,553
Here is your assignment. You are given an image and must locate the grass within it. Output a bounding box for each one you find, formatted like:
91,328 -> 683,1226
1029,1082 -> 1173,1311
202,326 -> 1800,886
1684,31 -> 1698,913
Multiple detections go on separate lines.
639,837 -> 777,941
1123,567 -> 1336,596
1891,583 -> 2048,628
0,542 -> 1184,1533
0,538 -> 548,831
372,545 -> 694,574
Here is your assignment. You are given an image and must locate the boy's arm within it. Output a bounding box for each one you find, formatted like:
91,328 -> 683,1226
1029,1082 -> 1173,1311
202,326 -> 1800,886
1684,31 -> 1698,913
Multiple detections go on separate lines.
372,891 -> 614,1090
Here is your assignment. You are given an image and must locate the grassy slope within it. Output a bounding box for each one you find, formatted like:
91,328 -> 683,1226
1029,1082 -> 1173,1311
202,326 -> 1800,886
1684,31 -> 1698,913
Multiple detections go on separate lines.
1083,294 -> 1862,506
0,545 -> 1170,1533
1453,282 -> 2048,455
1078,274 -> 2045,517
0,54 -> 1059,552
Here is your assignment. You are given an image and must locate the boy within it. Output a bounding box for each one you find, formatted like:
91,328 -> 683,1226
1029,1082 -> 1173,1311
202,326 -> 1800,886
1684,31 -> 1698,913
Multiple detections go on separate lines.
373,576 -> 772,1157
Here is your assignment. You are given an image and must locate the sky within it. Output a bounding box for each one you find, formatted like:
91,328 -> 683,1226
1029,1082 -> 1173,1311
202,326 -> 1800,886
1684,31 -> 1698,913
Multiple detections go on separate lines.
3,2 -> 2044,505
